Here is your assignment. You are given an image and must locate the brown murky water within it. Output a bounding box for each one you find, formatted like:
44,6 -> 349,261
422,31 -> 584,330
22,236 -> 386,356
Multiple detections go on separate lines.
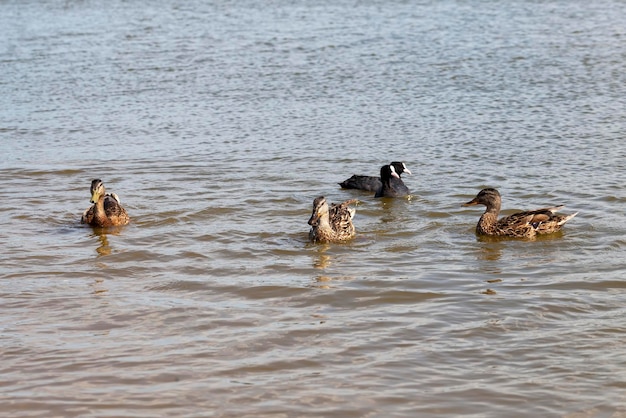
2,0 -> 626,416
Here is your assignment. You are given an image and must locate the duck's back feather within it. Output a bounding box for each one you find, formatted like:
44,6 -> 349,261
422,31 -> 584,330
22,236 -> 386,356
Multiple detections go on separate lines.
81,194 -> 130,226
492,206 -> 577,237
329,201 -> 356,234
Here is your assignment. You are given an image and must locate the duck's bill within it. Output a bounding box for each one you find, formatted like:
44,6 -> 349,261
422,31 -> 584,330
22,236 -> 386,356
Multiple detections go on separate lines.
308,212 -> 321,226
463,198 -> 479,206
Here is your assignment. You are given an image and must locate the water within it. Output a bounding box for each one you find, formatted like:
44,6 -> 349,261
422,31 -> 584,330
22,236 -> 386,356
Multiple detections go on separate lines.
1,0 -> 626,416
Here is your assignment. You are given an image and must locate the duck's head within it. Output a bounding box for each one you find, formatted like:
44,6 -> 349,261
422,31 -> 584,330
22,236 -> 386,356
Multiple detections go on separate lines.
90,179 -> 106,203
308,196 -> 329,227
380,164 -> 400,182
390,161 -> 411,176
463,188 -> 501,208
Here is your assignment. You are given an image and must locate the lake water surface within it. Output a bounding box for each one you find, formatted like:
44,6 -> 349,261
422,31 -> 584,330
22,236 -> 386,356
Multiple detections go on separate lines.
1,0 -> 626,416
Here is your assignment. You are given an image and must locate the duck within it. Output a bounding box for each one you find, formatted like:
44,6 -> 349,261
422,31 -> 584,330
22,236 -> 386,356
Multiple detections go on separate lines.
463,188 -> 577,238
374,164 -> 410,198
339,161 -> 411,193
308,196 -> 357,243
81,179 -> 130,227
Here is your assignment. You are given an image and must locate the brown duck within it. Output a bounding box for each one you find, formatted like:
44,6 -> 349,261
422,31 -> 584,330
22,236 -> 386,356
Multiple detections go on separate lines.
308,196 -> 357,243
81,179 -> 130,227
463,188 -> 577,238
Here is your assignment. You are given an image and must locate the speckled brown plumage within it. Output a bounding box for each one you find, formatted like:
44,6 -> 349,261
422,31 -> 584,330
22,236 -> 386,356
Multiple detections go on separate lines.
464,188 -> 577,238
308,196 -> 357,243
81,179 -> 130,227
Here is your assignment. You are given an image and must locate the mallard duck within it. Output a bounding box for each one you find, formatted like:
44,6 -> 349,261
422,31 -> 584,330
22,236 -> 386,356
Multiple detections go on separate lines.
81,179 -> 130,227
463,188 -> 577,238
308,196 -> 357,243
374,164 -> 410,198
339,161 -> 411,192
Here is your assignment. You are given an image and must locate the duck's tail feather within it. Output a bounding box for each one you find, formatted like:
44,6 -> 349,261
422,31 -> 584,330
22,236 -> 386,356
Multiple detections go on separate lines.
543,204 -> 565,213
557,212 -> 578,225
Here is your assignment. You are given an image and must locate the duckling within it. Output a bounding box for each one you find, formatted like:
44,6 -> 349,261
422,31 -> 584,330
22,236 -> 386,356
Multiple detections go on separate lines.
374,164 -> 410,198
339,161 -> 411,192
463,188 -> 577,238
308,196 -> 357,243
81,179 -> 130,227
